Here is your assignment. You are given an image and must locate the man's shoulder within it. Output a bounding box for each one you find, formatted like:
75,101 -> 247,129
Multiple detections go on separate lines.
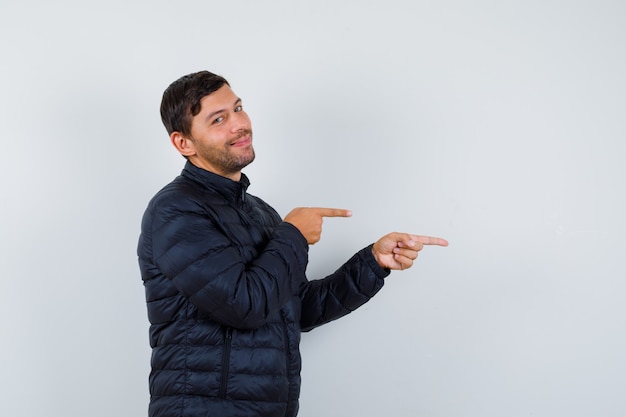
145,176 -> 216,219
150,175 -> 196,203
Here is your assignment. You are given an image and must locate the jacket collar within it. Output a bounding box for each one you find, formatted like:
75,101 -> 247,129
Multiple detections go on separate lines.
181,161 -> 250,202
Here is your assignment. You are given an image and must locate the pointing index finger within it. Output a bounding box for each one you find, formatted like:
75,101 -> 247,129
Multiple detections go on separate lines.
410,235 -> 449,247
315,207 -> 353,218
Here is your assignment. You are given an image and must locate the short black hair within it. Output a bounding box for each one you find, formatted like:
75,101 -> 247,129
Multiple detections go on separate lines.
160,71 -> 230,136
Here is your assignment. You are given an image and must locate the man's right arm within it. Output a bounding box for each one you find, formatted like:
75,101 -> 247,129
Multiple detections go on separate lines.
146,194 -> 310,330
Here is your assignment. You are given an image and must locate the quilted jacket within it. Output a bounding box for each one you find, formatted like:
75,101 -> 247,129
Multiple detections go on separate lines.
137,161 -> 389,417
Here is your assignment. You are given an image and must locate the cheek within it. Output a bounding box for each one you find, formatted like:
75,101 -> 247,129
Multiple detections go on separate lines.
242,112 -> 252,128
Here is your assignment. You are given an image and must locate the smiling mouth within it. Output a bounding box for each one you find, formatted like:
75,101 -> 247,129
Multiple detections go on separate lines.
230,133 -> 252,147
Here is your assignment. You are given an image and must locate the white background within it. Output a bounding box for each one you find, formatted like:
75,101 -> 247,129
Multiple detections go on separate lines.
1,1 -> 625,416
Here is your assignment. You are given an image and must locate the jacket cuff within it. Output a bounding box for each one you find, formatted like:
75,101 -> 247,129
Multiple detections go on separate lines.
362,244 -> 391,278
280,221 -> 309,249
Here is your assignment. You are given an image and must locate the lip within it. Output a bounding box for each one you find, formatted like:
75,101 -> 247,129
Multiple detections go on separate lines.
230,135 -> 252,147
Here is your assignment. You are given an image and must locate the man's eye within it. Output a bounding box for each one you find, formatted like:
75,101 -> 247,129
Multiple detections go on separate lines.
213,116 -> 224,124
234,105 -> 242,112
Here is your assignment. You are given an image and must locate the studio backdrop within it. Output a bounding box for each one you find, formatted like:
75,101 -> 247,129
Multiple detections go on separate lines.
1,1 -> 625,416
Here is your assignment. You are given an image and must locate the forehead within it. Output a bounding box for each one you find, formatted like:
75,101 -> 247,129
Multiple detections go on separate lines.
198,84 -> 239,113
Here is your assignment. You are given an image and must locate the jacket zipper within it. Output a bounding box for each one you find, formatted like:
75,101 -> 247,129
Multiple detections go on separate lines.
219,327 -> 233,399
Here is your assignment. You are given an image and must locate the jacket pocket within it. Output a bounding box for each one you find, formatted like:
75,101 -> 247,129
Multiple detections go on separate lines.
219,327 -> 233,399
280,311 -> 293,414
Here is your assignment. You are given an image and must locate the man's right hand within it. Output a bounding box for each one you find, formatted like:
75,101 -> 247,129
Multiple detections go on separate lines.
284,207 -> 352,244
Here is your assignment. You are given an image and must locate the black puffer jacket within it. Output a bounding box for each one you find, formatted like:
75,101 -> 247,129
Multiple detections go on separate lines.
138,162 -> 388,417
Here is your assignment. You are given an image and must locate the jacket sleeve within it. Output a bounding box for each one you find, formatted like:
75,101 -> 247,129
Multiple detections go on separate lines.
146,191 -> 309,330
298,244 -> 389,332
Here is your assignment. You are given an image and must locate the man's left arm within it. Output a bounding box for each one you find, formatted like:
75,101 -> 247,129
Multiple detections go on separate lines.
298,233 -> 448,332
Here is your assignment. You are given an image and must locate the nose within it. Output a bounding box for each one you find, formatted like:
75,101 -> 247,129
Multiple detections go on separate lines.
230,111 -> 250,133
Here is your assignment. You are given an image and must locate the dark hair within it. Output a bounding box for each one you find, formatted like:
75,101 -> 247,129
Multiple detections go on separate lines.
160,71 -> 230,136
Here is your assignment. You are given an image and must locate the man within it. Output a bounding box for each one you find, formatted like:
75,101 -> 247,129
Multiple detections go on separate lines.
138,70 -> 448,417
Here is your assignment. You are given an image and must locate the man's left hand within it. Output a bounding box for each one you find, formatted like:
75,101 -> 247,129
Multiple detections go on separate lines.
372,233 -> 448,271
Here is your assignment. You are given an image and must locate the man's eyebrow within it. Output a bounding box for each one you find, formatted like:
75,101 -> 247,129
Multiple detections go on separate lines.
204,98 -> 242,122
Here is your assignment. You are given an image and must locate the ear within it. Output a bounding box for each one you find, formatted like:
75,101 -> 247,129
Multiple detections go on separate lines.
170,132 -> 196,157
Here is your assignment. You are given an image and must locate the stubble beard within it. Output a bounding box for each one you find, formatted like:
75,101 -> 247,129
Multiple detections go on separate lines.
211,129 -> 256,175
220,146 -> 255,173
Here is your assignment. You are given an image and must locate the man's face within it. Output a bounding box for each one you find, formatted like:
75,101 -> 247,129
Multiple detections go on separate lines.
185,84 -> 254,179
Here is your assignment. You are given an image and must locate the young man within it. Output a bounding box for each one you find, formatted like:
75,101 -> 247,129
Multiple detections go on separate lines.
137,70 -> 447,417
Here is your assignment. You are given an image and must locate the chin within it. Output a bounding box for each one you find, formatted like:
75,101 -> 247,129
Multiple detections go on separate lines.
237,153 -> 255,170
